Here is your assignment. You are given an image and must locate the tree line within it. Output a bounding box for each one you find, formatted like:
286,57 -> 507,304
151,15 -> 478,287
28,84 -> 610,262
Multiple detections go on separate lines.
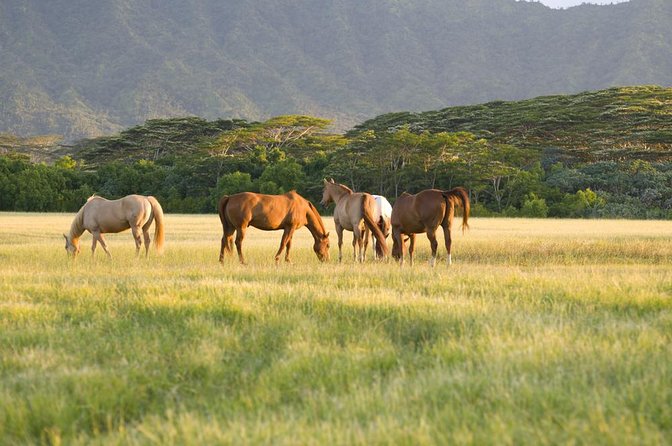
1,115 -> 671,219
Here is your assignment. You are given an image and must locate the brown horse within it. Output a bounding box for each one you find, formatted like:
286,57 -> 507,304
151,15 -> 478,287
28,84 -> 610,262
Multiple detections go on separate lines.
391,187 -> 470,266
321,179 -> 389,262
64,194 -> 165,258
218,191 -> 330,264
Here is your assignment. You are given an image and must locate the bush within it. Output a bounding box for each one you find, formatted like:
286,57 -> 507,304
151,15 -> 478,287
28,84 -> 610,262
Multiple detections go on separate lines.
550,188 -> 605,218
519,193 -> 549,218
210,171 -> 255,208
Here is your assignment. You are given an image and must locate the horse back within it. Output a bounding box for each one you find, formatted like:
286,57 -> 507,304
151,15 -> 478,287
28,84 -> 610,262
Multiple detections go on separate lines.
84,195 -> 146,233
225,192 -> 304,230
392,189 -> 446,233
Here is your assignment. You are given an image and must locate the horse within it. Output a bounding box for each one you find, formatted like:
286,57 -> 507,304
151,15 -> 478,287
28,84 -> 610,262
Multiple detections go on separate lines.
321,179 -> 389,262
64,194 -> 165,258
218,191 -> 330,265
391,187 -> 470,266
369,194 -> 392,259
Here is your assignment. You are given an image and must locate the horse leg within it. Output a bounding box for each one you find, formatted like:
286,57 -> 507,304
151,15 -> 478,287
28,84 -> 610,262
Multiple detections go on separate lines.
443,222 -> 453,265
353,226 -> 364,263
362,227 -> 370,261
274,228 -> 295,265
219,228 -> 235,262
284,233 -> 294,263
409,234 -> 416,267
235,226 -> 247,265
131,225 -> 143,257
143,229 -> 151,258
336,224 -> 344,263
427,229 -> 439,267
91,236 -> 98,258
95,232 -> 112,259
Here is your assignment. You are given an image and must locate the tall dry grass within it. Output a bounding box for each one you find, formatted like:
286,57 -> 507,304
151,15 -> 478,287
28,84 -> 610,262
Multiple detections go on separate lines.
1,213 -> 671,444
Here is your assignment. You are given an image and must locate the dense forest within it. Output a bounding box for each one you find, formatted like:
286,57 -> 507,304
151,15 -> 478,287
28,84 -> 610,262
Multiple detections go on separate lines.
1,0 -> 671,139
2,86 -> 671,219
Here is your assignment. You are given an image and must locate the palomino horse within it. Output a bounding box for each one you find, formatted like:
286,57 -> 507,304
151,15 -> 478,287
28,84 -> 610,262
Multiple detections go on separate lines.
391,187 -> 470,266
321,179 -> 389,262
64,194 -> 165,258
218,191 -> 330,264
369,194 -> 393,259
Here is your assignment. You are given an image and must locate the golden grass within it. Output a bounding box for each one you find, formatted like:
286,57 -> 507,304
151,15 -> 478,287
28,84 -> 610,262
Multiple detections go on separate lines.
0,213 -> 671,444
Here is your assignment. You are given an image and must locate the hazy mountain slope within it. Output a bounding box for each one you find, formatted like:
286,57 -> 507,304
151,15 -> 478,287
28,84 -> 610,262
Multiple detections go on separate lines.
352,85 -> 672,163
0,0 -> 670,140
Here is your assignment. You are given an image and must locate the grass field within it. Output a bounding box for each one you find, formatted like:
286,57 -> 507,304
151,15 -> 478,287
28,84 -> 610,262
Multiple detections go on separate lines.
1,213 -> 671,445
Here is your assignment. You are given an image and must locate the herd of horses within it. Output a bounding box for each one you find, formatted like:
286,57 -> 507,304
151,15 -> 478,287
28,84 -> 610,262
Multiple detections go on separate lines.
63,179 -> 470,266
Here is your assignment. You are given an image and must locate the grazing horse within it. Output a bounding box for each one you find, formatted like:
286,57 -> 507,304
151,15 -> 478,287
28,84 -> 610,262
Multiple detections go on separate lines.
321,179 -> 389,262
391,187 -> 470,266
64,194 -> 165,258
369,194 -> 393,259
218,191 -> 330,264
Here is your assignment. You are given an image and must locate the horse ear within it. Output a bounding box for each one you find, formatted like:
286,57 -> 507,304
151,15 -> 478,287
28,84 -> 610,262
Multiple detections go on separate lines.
323,178 -> 328,184
329,178 -> 335,183
324,232 -> 330,238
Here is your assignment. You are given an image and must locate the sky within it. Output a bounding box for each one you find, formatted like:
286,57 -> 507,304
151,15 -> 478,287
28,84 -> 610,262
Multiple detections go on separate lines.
535,0 -> 629,7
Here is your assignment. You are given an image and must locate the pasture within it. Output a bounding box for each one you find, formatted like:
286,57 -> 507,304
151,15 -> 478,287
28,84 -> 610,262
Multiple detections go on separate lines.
1,213 -> 671,444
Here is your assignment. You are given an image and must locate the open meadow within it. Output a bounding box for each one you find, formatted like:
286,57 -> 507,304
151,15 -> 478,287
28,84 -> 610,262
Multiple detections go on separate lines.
1,213 -> 671,445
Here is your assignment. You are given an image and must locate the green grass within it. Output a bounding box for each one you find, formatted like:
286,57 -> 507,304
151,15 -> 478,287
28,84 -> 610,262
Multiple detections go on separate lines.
1,213 -> 671,444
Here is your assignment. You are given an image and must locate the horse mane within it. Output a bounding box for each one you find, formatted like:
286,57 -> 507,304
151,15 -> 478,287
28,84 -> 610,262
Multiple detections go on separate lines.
334,182 -> 353,194
68,204 -> 86,240
306,201 -> 327,236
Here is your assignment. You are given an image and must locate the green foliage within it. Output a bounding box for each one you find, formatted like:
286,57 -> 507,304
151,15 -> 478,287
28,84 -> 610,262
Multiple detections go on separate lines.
2,84 -> 672,219
519,193 -> 549,218
210,172 -> 255,208
551,188 -> 607,218
355,86 -> 672,165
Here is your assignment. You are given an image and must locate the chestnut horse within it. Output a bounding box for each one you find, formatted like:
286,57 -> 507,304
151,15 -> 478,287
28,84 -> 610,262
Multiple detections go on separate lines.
218,191 -> 330,264
321,179 -> 389,262
64,194 -> 165,258
391,187 -> 470,266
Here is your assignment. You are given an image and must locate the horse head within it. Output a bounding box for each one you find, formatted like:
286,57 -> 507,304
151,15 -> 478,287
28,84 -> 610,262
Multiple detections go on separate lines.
321,179 -> 335,206
63,234 -> 81,258
391,236 -> 402,260
313,232 -> 330,262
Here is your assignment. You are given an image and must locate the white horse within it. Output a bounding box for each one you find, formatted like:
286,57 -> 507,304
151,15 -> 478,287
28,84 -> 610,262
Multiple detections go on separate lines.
365,194 -> 392,259
64,194 -> 165,258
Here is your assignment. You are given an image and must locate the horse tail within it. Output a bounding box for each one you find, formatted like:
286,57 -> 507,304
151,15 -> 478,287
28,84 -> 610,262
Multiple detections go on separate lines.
147,196 -> 165,254
218,195 -> 232,257
442,187 -> 470,233
362,194 -> 389,257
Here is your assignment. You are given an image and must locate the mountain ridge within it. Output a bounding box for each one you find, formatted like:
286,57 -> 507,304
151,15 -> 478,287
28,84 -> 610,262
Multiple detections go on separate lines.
1,0 -> 670,140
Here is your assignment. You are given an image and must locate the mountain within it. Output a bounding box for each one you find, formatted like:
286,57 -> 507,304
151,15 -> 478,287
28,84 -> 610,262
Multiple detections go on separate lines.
1,0 -> 671,140
351,85 -> 672,164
